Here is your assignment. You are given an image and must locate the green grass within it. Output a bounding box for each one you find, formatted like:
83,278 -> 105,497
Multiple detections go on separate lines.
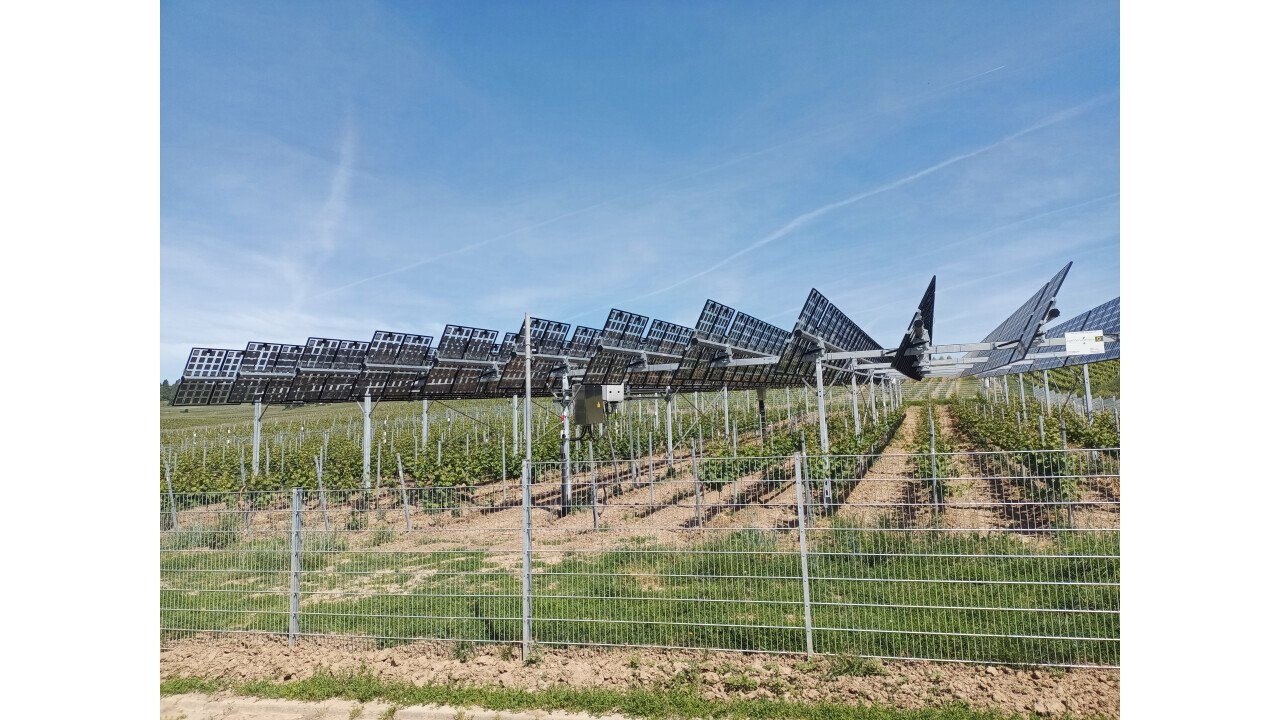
161,671 -> 1039,720
163,527 -> 1117,666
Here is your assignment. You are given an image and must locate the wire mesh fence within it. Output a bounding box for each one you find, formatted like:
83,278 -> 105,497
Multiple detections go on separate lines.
161,447 -> 1119,667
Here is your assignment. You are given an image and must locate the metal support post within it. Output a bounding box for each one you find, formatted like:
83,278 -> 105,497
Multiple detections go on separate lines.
589,441 -> 599,530
815,352 -> 830,458
692,447 -> 703,528
851,380 -> 862,436
422,399 -> 430,447
868,377 -> 879,424
1082,364 -> 1095,421
1039,415 -> 1046,445
1041,368 -> 1052,413
875,371 -> 885,417
756,388 -> 768,445
520,459 -> 533,661
794,454 -> 814,657
664,389 -> 675,473
362,393 -> 373,490
396,454 -> 411,530
928,406 -> 940,512
163,454 -> 179,531
289,487 -> 302,646
252,399 -> 263,476
511,396 -> 518,454
722,385 -> 730,439
1018,373 -> 1027,416
560,372 -> 572,516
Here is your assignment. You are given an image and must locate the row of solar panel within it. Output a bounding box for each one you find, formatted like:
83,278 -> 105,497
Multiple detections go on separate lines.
978,297 -> 1120,378
173,287 -> 889,406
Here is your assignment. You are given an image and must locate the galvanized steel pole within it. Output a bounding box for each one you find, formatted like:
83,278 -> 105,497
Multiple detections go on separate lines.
362,393 -> 373,490
794,454 -> 814,657
252,400 -> 263,476
289,487 -> 302,646
1082,363 -> 1095,421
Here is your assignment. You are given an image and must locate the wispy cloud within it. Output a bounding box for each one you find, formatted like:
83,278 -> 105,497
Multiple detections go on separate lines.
615,94 -> 1115,305
312,66 -> 1033,302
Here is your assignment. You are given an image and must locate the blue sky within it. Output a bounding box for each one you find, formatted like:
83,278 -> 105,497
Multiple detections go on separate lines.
161,0 -> 1118,381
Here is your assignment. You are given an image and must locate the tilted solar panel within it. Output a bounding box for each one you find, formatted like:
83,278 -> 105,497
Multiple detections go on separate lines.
960,262 -> 1072,376
890,277 -> 937,381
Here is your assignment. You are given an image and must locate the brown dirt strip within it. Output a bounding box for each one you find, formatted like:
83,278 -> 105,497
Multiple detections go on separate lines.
935,406 -> 1009,533
161,634 -> 1119,719
837,406 -> 921,528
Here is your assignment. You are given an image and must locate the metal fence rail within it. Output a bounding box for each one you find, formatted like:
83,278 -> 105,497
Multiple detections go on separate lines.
161,448 -> 1119,667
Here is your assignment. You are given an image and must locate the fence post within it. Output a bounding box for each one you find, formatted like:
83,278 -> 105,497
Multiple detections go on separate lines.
521,459 -> 534,661
589,441 -> 599,531
163,454 -> 179,531
793,453 -> 814,657
692,447 -> 703,529
314,455 -> 330,533
289,487 -> 302,646
928,406 -> 939,505
396,454 -> 412,531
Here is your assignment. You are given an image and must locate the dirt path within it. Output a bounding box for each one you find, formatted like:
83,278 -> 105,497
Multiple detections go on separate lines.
935,406 -> 1008,532
161,635 -> 1119,719
837,406 -> 920,527
162,694 -> 628,720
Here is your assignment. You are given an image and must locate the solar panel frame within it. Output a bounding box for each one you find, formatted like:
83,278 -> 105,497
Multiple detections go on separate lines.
775,289 -> 882,386
173,348 -> 243,405
961,263 -> 1072,376
890,277 -> 937,381
987,296 -> 1120,376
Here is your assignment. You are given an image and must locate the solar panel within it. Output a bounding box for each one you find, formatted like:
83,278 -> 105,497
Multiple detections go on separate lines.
644,318 -> 694,356
227,342 -> 303,404
960,262 -> 1072,376
695,299 -> 735,342
563,326 -> 601,359
890,277 -> 936,381
173,348 -> 244,405
986,297 -> 1120,376
600,309 -> 650,350
775,289 -> 882,386
518,318 -> 571,355
674,300 -> 792,390
437,325 -> 500,361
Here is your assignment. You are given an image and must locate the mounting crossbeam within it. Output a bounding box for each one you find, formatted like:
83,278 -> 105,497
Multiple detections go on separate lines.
711,355 -> 782,368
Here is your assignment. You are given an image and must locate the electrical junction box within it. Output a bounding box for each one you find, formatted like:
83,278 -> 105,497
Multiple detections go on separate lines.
601,384 -> 625,403
573,385 -> 607,425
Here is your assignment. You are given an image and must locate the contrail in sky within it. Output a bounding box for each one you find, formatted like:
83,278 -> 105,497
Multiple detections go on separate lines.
312,67 -> 1017,300
616,94 -> 1115,304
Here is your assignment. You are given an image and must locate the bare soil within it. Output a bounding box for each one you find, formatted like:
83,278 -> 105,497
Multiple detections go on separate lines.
935,407 -> 1009,533
837,407 -> 920,528
161,635 -> 1118,719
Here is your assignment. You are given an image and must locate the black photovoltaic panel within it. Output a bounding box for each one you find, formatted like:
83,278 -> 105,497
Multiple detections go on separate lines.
675,300 -> 792,391
601,309 -> 650,350
890,277 -> 937,381
960,263 -> 1072,376
695,300 -> 735,342
519,318 -> 571,355
564,326 -> 601,358
794,288 -> 881,354
774,289 -> 881,387
982,297 -> 1120,377
227,342 -> 303,404
643,319 -> 694,355
174,348 -> 244,405
437,325 -> 500,361
726,311 -> 791,355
